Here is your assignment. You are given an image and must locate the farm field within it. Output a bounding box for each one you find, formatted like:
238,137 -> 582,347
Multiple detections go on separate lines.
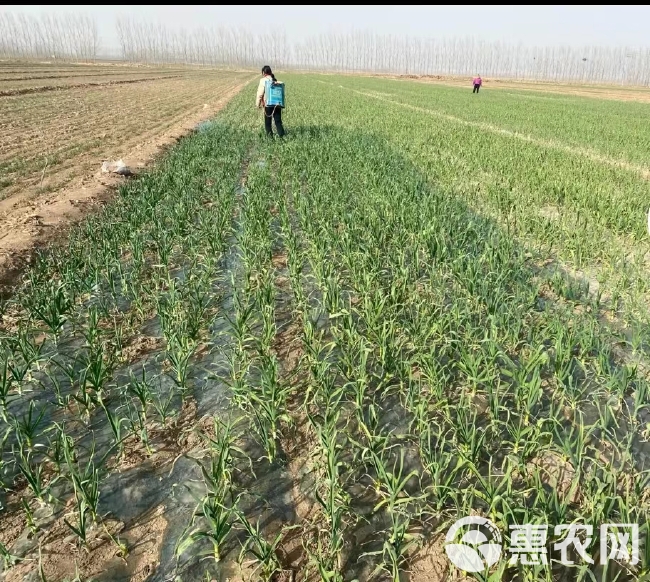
0,72 -> 649,582
0,62 -> 254,294
384,74 -> 650,104
0,61 -> 229,92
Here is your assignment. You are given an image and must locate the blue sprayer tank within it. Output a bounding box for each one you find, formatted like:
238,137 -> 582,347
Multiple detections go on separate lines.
265,79 -> 285,108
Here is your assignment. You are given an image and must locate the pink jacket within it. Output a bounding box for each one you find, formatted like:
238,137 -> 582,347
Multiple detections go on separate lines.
473,77 -> 482,86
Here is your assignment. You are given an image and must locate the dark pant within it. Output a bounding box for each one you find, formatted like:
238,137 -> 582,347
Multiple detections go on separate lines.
264,106 -> 285,137
473,84 -> 480,93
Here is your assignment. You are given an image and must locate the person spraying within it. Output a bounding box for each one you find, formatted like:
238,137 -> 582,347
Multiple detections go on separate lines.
472,75 -> 482,93
256,65 -> 285,138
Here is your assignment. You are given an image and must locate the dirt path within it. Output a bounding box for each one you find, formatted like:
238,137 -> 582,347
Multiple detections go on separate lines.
0,76 -> 254,297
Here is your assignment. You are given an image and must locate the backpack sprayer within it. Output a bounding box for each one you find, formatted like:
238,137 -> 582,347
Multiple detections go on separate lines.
265,78 -> 285,108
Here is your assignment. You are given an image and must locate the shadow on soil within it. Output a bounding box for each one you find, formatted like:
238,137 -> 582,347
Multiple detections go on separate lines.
1,119 -> 643,582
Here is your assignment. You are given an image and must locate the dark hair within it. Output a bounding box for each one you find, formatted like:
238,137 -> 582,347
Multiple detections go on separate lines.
262,65 -> 277,82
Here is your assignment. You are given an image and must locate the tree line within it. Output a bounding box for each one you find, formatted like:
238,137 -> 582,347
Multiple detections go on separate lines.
1,11 -> 649,86
0,12 -> 98,61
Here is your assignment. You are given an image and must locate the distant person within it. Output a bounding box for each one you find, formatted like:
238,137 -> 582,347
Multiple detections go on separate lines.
257,65 -> 285,138
472,75 -> 482,93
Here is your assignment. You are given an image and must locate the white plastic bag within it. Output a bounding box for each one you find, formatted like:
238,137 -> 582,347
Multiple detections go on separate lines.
101,159 -> 131,176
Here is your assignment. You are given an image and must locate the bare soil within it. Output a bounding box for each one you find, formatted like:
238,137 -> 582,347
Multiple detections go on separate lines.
0,66 -> 255,297
0,392 -> 214,582
3,507 -> 168,582
406,535 -> 469,582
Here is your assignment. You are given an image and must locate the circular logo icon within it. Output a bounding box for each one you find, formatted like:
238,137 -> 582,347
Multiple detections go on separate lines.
444,516 -> 503,572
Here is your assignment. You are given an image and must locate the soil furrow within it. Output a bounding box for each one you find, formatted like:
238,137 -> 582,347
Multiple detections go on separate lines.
0,75 -> 183,97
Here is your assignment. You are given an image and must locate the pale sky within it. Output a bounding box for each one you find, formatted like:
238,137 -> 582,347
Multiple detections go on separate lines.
5,5 -> 650,53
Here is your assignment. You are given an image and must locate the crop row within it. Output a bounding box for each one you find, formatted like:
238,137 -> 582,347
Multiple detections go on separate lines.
0,75 -> 648,581
307,76 -> 650,358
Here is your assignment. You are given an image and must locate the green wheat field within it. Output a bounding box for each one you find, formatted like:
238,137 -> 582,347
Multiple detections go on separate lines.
1,74 -> 649,582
